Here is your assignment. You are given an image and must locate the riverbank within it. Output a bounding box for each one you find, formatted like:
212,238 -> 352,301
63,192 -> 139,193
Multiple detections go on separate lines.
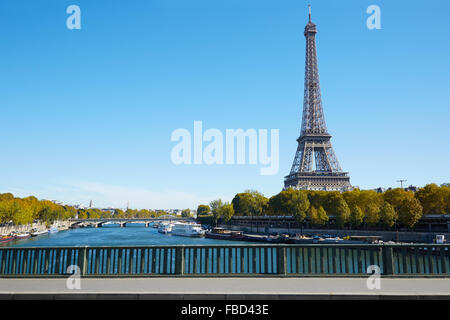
0,220 -> 70,236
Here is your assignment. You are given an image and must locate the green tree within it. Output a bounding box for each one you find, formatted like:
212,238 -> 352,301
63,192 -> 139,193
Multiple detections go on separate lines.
0,200 -> 13,223
136,209 -> 150,218
398,197 -> 423,228
196,204 -> 211,216
38,201 -> 65,223
364,203 -> 381,226
181,209 -> 191,218
384,188 -> 414,210
306,190 -> 328,212
114,209 -> 125,218
219,203 -> 234,223
349,205 -> 364,227
231,190 -> 268,216
379,202 -> 397,228
0,199 -> 34,226
87,208 -> 101,219
324,192 -> 350,227
0,193 -> 14,202
78,210 -> 88,219
100,210 -> 113,219
125,209 -> 138,218
210,199 -> 224,225
415,184 -> 449,215
209,200 -> 235,224
343,189 -> 361,209
64,206 -> 78,219
356,190 -> 383,226
267,188 -> 310,222
307,206 -> 329,226
334,199 -> 350,227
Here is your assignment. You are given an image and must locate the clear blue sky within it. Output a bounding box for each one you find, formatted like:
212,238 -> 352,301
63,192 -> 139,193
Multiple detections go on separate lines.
1,0 -> 449,209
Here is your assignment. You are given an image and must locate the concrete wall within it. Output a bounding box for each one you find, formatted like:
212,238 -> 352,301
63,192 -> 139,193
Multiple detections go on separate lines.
220,224 -> 450,243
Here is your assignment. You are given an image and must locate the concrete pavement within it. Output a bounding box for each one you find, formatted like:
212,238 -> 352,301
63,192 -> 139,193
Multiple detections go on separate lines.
1,277 -> 450,299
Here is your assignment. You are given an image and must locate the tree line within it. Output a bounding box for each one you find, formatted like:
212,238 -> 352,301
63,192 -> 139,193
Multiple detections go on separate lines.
197,183 -> 450,229
0,193 -> 194,226
0,193 -> 77,226
2,183 -> 447,229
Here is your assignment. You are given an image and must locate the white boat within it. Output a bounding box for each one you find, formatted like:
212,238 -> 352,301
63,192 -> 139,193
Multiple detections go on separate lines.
171,223 -> 205,237
14,232 -> 31,239
30,229 -> 48,237
158,222 -> 174,234
48,227 -> 59,234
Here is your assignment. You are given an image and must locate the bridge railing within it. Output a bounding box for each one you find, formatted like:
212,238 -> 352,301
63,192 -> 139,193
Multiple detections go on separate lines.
0,244 -> 449,277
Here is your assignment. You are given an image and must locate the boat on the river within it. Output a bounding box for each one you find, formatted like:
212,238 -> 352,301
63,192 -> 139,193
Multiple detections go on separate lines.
287,237 -> 314,244
171,223 -> 205,237
30,229 -> 48,237
344,236 -> 382,244
286,233 -> 380,244
158,222 -> 175,234
48,227 -> 59,234
243,234 -> 270,243
244,233 -> 289,243
205,227 -> 244,241
13,232 -> 31,239
0,235 -> 15,243
266,234 -> 289,243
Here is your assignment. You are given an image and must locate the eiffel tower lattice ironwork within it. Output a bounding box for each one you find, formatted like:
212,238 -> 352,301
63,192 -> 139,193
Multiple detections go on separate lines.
284,7 -> 352,191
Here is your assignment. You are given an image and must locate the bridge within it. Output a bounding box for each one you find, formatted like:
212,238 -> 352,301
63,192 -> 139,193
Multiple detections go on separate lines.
69,215 -> 195,228
1,243 -> 449,299
69,216 -> 195,228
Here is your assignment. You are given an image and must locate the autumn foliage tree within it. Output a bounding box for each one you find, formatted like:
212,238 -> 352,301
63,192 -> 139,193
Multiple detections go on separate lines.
307,205 -> 328,226
0,193 -> 77,226
398,198 -> 423,228
379,202 -> 397,228
196,204 -> 211,216
231,190 -> 268,217
209,199 -> 234,225
415,184 -> 450,215
267,188 -> 310,222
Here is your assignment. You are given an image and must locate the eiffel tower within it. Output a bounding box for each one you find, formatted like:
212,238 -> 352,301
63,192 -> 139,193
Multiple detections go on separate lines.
284,6 -> 352,191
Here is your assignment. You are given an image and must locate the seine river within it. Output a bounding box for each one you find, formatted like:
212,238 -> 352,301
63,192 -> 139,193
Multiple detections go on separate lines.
2,224 -> 249,247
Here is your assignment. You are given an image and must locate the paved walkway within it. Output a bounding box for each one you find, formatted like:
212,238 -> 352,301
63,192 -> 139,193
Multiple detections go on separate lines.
1,277 -> 450,299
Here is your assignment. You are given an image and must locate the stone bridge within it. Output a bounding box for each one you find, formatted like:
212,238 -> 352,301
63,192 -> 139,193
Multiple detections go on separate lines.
69,215 -> 194,228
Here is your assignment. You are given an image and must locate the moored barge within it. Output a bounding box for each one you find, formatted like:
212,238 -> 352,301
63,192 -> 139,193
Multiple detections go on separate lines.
205,227 -> 245,241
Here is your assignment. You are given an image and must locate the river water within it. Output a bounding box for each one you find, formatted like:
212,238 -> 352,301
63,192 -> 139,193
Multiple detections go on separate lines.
2,224 -> 249,247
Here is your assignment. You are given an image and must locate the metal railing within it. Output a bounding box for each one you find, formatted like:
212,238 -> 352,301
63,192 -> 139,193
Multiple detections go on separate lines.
0,244 -> 449,277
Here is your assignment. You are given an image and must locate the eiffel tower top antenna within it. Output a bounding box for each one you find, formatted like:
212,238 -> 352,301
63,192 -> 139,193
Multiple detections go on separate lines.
308,4 -> 311,22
